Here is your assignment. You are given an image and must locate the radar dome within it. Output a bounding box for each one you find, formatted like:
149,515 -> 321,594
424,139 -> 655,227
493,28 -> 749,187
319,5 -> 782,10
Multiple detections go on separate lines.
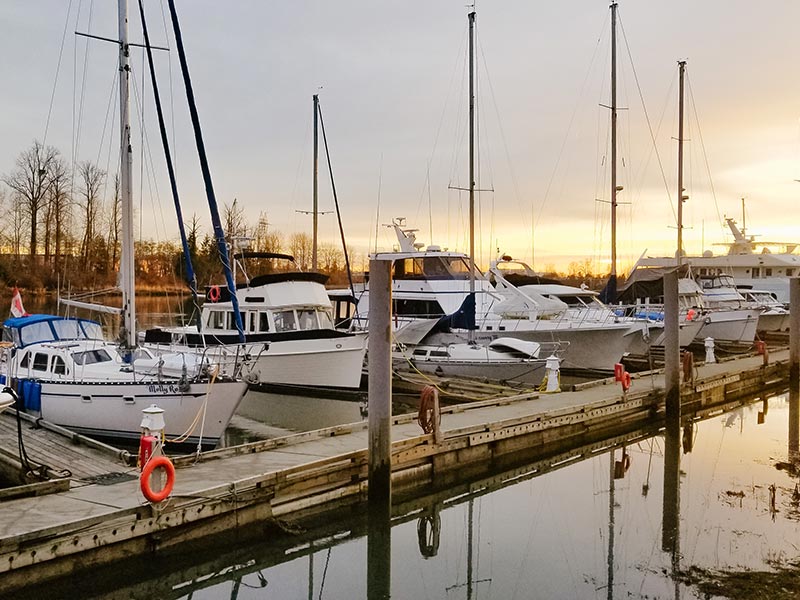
702,250 -> 713,257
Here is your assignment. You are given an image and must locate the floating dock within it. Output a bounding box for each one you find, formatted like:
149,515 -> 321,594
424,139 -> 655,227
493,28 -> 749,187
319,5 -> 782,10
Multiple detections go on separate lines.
0,348 -> 790,592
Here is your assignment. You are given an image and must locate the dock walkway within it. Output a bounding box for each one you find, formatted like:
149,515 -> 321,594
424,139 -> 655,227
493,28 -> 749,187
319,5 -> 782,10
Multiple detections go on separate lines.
0,349 -> 789,588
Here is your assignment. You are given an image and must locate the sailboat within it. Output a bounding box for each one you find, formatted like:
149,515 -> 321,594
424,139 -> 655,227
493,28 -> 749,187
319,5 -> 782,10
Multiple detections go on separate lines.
3,0 -> 247,449
619,61 -> 760,349
389,11 -> 553,385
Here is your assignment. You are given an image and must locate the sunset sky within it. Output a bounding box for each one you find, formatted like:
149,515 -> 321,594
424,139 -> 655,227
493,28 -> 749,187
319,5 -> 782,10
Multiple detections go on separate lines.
2,1 -> 799,273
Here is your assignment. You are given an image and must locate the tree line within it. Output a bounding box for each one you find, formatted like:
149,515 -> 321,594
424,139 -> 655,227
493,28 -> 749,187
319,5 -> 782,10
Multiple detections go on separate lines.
2,140 -> 356,291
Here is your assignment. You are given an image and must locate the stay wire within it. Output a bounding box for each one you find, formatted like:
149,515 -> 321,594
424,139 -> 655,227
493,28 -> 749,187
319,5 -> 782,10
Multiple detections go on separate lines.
42,0 -> 75,147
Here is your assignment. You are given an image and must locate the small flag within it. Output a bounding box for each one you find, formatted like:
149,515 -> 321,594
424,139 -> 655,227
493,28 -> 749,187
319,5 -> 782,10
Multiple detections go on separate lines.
10,287 -> 29,318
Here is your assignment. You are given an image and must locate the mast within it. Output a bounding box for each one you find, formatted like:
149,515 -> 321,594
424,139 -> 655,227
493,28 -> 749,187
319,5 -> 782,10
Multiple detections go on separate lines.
118,0 -> 136,348
677,60 -> 686,268
312,93 -> 319,271
468,10 -> 476,341
609,1 -> 618,303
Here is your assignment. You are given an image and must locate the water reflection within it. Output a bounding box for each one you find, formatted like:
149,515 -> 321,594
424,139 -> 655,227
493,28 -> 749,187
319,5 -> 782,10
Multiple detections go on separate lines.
25,388 -> 800,599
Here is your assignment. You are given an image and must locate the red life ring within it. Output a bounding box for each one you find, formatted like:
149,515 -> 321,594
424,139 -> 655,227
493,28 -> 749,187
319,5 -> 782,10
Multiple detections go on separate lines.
621,371 -> 632,392
140,455 -> 175,503
208,285 -> 221,302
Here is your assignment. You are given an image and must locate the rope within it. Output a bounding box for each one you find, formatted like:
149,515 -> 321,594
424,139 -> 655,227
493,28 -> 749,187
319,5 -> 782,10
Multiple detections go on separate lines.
417,385 -> 439,434
166,364 -> 218,449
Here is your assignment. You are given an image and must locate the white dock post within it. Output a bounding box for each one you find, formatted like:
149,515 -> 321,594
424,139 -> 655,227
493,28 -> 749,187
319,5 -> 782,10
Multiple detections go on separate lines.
367,258 -> 392,600
544,355 -> 561,393
704,337 -> 716,364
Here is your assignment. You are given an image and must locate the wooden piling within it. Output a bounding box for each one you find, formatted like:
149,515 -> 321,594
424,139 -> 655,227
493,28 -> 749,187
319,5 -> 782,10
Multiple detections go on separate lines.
663,271 -> 680,422
367,258 -> 392,600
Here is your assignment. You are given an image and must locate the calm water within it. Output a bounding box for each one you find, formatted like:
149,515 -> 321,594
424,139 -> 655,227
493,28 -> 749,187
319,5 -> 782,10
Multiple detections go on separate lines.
29,387 -> 800,599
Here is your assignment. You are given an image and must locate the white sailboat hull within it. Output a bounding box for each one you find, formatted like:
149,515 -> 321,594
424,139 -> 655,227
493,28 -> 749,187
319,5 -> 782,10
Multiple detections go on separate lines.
32,379 -> 247,448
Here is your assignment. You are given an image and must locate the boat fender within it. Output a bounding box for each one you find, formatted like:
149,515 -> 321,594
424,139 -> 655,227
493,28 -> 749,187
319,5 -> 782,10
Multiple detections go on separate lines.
140,455 -> 175,503
208,285 -> 221,302
686,309 -> 696,321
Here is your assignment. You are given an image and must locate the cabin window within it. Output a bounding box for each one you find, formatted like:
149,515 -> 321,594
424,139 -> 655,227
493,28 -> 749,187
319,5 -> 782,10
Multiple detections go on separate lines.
317,309 -> 333,329
273,310 -> 297,332
226,312 -> 245,330
412,349 -> 428,357
245,296 -> 265,303
20,353 -> 30,369
259,312 -> 270,332
393,299 -> 445,318
207,311 -> 225,329
72,349 -> 113,365
788,269 -> 794,277
52,356 -> 67,375
752,268 -> 760,278
33,353 -> 49,371
248,312 -> 258,333
297,310 -> 317,330
765,268 -> 773,277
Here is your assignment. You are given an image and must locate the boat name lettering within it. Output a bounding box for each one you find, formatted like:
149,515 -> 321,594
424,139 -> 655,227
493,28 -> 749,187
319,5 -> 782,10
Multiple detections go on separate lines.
148,384 -> 180,394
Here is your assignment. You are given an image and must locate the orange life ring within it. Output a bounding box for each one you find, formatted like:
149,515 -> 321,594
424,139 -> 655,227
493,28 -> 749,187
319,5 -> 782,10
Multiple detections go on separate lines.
208,285 -> 221,302
140,455 -> 175,503
621,371 -> 632,392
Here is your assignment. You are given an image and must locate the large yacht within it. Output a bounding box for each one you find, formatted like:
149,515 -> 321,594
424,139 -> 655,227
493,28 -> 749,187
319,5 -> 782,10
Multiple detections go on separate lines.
637,217 -> 800,303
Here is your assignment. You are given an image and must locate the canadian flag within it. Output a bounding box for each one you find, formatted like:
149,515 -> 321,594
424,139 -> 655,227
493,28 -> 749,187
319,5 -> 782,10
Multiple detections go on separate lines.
10,287 -> 29,318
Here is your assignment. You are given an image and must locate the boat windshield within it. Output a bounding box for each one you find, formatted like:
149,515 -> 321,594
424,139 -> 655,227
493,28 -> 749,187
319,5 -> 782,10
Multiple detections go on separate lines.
71,349 -> 113,365
4,317 -> 103,348
393,256 -> 473,280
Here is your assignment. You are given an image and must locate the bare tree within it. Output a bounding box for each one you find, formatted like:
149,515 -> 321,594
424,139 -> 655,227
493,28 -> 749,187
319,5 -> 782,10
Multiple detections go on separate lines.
288,232 -> 312,271
76,160 -> 106,267
43,155 -> 71,269
223,198 -> 247,244
106,174 -> 121,272
3,140 -> 60,257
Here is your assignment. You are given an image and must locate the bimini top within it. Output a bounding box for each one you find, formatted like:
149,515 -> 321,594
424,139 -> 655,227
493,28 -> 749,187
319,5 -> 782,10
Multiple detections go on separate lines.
2,314 -> 104,349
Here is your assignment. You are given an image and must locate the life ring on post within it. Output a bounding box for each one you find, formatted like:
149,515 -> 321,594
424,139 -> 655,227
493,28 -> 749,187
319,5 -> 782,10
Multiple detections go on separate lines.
621,371 -> 632,392
140,455 -> 175,503
208,285 -> 221,302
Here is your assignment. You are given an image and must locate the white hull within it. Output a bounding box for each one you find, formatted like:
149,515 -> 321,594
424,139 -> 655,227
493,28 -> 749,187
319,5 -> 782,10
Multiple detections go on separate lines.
394,353 -> 546,385
33,379 -> 247,447
648,318 -> 706,349
755,311 -> 790,333
243,334 -> 367,389
698,309 -> 760,345
442,324 -> 640,373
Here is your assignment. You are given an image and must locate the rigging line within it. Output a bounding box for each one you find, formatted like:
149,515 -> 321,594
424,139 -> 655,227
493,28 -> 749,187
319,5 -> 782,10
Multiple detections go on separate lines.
74,0 -> 96,172
617,15 -> 676,224
373,152 -> 383,253
417,25 -> 469,235
140,44 -> 146,242
686,72 -> 724,237
95,68 -> 120,168
317,101 -> 356,301
43,0 -> 76,147
129,64 -> 169,244
540,14 -> 608,253
139,0 -> 199,311
156,0 -> 178,174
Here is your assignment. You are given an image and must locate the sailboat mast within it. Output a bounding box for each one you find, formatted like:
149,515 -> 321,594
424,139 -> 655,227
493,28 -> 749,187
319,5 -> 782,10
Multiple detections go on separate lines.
312,93 -> 319,271
677,60 -> 686,268
118,0 -> 136,347
609,1 -> 618,303
468,11 -> 476,301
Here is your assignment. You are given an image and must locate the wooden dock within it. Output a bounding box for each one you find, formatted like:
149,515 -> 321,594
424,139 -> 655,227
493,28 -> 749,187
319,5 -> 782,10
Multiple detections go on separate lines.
0,348 -> 790,592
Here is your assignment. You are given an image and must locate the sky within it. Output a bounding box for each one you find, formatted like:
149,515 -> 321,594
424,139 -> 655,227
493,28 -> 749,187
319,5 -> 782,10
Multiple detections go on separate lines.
2,1 -> 800,274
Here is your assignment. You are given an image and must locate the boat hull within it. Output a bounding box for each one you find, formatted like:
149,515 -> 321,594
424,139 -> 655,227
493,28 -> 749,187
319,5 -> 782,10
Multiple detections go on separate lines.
28,379 -> 247,449
697,309 -> 760,346
242,333 -> 367,389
